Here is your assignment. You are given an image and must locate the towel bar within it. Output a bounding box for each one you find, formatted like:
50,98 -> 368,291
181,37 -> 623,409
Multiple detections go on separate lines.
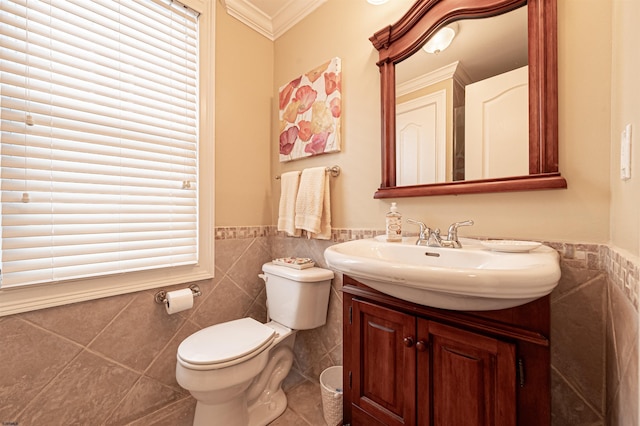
275,165 -> 340,180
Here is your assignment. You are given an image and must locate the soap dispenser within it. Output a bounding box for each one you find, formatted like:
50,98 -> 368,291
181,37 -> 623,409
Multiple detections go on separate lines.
386,202 -> 402,242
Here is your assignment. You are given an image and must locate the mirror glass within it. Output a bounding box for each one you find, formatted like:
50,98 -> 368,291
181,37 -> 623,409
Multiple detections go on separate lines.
370,0 -> 566,198
394,6 -> 528,185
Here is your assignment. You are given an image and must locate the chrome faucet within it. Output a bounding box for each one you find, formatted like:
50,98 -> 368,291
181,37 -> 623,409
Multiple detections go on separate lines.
407,219 -> 432,246
407,219 -> 474,248
441,220 -> 474,248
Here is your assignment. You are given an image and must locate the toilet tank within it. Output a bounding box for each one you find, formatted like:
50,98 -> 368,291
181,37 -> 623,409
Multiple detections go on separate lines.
261,262 -> 334,330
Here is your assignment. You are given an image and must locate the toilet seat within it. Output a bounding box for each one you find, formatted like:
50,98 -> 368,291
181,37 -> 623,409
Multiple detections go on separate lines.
177,318 -> 276,370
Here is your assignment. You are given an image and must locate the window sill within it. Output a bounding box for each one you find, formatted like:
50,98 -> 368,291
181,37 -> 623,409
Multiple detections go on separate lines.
0,264 -> 214,316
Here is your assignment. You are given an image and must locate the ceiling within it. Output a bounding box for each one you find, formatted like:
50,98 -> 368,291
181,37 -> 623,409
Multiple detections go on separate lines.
220,0 -> 327,40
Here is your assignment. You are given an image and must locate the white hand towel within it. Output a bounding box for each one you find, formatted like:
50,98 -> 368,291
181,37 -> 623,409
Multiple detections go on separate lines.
295,167 -> 331,240
277,171 -> 301,237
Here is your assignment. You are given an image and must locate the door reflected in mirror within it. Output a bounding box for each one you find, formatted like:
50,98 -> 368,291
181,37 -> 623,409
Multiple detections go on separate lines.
395,6 -> 528,185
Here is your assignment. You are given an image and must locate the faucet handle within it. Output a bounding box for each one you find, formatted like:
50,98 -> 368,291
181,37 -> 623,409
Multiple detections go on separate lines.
447,220 -> 474,241
407,219 -> 431,244
407,219 -> 428,233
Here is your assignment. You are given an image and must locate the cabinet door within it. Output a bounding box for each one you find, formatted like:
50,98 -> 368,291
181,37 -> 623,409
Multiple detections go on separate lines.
352,299 -> 416,426
417,320 -> 517,426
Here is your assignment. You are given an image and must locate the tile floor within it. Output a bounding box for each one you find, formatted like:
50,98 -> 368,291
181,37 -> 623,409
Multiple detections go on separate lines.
270,378 -> 328,425
128,371 -> 331,425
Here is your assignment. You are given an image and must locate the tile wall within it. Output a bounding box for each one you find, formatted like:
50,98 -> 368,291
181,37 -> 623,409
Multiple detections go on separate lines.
0,226 -> 637,425
604,247 -> 639,425
546,241 -> 639,426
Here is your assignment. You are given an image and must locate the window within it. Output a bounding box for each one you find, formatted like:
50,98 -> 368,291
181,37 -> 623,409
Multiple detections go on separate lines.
0,0 -> 214,315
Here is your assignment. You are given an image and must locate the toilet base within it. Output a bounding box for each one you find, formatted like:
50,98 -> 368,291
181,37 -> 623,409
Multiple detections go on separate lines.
247,388 -> 287,426
191,363 -> 290,426
193,397 -> 249,426
245,333 -> 295,426
190,366 -> 289,426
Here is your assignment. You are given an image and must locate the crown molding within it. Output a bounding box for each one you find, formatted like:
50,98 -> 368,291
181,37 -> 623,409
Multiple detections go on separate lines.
220,0 -> 327,40
396,61 -> 472,97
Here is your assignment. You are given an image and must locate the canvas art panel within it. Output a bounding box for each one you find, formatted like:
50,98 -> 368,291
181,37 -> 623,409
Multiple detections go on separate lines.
278,57 -> 342,162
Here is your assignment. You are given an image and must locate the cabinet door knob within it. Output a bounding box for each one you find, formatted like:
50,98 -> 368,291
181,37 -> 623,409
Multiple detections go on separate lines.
403,336 -> 415,347
416,340 -> 428,352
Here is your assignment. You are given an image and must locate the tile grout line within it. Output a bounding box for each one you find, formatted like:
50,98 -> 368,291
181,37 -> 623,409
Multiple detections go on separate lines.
85,296 -> 138,349
100,314 -> 198,424
283,378 -> 325,426
11,318 -> 87,422
550,272 -> 608,304
18,307 -> 189,422
123,395 -> 194,426
550,364 -> 605,422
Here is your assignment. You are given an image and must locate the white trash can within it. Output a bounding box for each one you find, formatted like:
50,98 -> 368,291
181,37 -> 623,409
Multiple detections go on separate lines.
320,366 -> 343,426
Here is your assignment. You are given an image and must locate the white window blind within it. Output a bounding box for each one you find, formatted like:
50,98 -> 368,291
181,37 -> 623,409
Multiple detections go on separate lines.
0,0 -> 200,288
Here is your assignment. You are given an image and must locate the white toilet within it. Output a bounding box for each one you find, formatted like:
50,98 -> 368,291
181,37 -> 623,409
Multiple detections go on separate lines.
176,262 -> 334,426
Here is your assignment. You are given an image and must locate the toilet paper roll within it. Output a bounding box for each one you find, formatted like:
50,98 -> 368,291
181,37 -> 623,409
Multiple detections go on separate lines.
165,288 -> 194,314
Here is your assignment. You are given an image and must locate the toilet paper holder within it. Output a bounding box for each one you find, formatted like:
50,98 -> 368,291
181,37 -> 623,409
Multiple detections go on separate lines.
154,284 -> 202,305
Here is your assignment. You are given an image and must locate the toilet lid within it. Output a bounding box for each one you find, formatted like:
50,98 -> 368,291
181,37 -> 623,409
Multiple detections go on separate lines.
178,318 -> 276,366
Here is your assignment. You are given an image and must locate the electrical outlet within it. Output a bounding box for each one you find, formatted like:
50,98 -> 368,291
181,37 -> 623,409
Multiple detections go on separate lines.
621,124 -> 632,180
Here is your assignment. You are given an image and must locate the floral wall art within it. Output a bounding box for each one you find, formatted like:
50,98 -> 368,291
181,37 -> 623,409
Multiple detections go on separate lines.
278,57 -> 342,162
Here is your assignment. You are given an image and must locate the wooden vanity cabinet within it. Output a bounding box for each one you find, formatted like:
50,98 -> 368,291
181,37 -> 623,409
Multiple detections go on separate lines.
342,275 -> 550,426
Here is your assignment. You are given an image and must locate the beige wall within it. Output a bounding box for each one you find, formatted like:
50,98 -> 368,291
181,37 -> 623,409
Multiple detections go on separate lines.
610,0 -> 640,257
263,0 -> 612,244
215,3 -> 274,226
215,0 -> 638,250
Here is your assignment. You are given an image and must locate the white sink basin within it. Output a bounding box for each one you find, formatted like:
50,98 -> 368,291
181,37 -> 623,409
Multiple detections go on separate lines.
324,236 -> 560,311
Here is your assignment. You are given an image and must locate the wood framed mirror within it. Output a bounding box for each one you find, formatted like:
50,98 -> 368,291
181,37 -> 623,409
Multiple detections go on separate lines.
370,0 -> 566,198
